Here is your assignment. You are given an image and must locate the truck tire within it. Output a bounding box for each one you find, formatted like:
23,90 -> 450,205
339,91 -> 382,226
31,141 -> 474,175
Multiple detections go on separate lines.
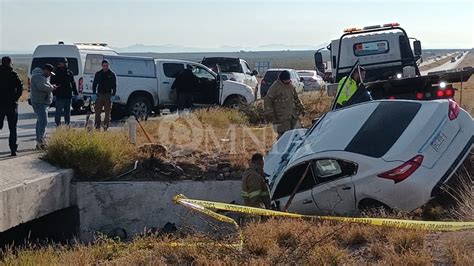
128,96 -> 152,119
223,96 -> 245,109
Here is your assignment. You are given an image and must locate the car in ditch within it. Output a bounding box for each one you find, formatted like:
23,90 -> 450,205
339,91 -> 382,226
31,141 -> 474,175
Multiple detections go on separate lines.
264,99 -> 473,215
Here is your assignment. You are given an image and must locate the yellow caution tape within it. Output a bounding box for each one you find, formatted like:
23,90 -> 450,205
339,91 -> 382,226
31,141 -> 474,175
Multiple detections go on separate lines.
172,195 -> 243,250
174,194 -> 474,232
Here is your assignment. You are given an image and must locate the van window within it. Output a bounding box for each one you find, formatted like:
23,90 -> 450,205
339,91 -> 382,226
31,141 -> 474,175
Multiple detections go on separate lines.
30,57 -> 79,75
345,102 -> 421,158
84,54 -> 104,75
163,63 -> 185,78
353,40 -> 389,56
108,58 -> 155,78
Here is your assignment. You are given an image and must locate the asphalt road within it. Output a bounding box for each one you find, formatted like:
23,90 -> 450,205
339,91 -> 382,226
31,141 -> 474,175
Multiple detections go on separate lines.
420,52 -> 468,76
0,102 -> 123,158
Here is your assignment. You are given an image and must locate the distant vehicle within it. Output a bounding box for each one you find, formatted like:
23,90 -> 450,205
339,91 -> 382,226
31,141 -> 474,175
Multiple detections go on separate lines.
296,70 -> 326,91
201,57 -> 259,96
81,56 -> 255,118
314,23 -> 473,100
260,68 -> 304,97
28,42 -> 118,111
265,99 -> 473,215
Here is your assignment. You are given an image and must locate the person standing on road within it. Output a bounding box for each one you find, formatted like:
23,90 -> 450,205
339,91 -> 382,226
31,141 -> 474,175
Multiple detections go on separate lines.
264,70 -> 305,138
335,66 -> 371,109
172,68 -> 199,110
0,56 -> 23,156
92,59 -> 116,130
241,153 -> 271,209
30,64 -> 56,149
51,58 -> 78,127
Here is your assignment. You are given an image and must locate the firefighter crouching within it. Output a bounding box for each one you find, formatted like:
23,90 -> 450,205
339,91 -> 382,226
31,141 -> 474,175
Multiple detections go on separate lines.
241,153 -> 270,209
264,70 -> 305,138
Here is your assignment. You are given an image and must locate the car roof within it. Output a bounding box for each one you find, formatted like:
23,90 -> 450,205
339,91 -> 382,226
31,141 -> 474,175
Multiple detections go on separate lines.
202,57 -> 240,60
266,68 -> 295,72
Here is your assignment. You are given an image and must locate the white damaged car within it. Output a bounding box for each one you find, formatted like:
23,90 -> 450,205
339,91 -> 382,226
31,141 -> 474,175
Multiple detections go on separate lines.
265,99 -> 473,215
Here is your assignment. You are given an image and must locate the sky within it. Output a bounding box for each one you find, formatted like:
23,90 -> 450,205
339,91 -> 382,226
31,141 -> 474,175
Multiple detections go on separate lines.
0,0 -> 473,53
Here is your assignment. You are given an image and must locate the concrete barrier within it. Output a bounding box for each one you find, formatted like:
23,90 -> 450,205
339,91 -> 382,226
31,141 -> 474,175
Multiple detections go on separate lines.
0,154 -> 74,232
76,181 -> 242,242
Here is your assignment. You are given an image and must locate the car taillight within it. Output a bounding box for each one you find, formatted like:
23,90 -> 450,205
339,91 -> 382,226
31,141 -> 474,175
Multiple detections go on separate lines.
377,155 -> 424,183
416,92 -> 424,100
388,96 -> 396,100
78,77 -> 83,93
445,87 -> 454,97
436,90 -> 445,98
448,99 -> 460,120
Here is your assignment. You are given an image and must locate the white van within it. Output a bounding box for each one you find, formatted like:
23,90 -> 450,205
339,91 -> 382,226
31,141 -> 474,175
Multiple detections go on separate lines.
28,42 -> 117,110
81,55 -> 255,118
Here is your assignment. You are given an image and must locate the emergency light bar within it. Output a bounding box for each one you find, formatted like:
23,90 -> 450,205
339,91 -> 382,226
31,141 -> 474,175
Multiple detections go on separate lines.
343,22 -> 401,33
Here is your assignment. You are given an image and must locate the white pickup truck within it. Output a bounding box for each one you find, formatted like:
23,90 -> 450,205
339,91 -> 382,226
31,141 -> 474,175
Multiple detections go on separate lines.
82,55 -> 255,118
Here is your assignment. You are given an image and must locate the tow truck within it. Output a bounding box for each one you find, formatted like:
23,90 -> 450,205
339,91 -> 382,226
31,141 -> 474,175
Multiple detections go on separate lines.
314,23 -> 473,101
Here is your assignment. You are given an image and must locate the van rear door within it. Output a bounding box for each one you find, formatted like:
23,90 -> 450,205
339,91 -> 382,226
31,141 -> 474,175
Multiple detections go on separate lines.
83,54 -> 104,94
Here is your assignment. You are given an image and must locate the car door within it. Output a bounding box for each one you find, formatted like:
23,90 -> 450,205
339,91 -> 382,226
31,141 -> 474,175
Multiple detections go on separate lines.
311,159 -> 358,215
188,64 -> 219,105
159,62 -> 185,105
271,162 -> 319,214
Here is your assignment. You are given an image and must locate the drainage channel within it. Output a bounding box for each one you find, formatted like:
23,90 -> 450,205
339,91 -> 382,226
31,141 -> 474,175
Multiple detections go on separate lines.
0,206 -> 79,249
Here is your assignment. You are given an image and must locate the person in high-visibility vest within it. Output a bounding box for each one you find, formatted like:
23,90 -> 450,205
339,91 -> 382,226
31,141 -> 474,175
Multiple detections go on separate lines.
241,153 -> 270,209
336,66 -> 371,109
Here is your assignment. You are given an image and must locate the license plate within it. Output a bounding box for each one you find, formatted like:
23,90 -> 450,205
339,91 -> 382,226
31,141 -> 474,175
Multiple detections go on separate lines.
431,132 -> 447,152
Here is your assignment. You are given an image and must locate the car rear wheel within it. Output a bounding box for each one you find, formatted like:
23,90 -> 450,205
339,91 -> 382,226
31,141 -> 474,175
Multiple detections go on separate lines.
128,96 -> 152,119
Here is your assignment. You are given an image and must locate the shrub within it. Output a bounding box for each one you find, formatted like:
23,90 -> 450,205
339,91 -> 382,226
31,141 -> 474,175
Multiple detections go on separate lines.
193,107 -> 248,127
44,128 -> 136,179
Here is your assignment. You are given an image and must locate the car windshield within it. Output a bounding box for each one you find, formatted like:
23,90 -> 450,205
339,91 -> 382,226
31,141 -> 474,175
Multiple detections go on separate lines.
202,58 -> 241,73
263,70 -> 281,83
30,57 -> 79,75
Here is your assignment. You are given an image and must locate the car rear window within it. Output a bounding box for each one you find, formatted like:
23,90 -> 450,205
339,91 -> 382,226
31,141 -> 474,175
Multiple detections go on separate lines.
30,57 -> 79,75
202,58 -> 241,73
345,101 -> 421,158
163,63 -> 184,78
298,71 -> 313,77
263,70 -> 280,83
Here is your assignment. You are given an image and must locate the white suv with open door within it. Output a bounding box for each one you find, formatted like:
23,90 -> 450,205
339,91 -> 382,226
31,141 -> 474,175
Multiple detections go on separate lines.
81,56 -> 255,118
201,57 -> 259,96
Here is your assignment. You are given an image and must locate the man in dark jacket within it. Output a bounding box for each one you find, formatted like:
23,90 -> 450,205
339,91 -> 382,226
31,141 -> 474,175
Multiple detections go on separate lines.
0,56 -> 23,156
92,59 -> 116,130
51,58 -> 78,126
171,68 -> 199,110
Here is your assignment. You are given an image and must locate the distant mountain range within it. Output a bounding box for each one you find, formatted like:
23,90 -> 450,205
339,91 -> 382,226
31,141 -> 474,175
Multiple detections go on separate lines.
111,43 -> 328,53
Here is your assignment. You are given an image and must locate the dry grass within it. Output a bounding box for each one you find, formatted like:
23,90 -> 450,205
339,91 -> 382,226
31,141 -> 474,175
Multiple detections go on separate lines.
139,108 -> 276,173
454,52 -> 474,115
13,65 -> 29,102
2,218 -> 472,265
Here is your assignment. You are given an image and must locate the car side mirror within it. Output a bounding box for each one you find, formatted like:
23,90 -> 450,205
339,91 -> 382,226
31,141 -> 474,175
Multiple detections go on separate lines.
314,52 -> 325,73
252,69 -> 259,76
413,40 -> 422,56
